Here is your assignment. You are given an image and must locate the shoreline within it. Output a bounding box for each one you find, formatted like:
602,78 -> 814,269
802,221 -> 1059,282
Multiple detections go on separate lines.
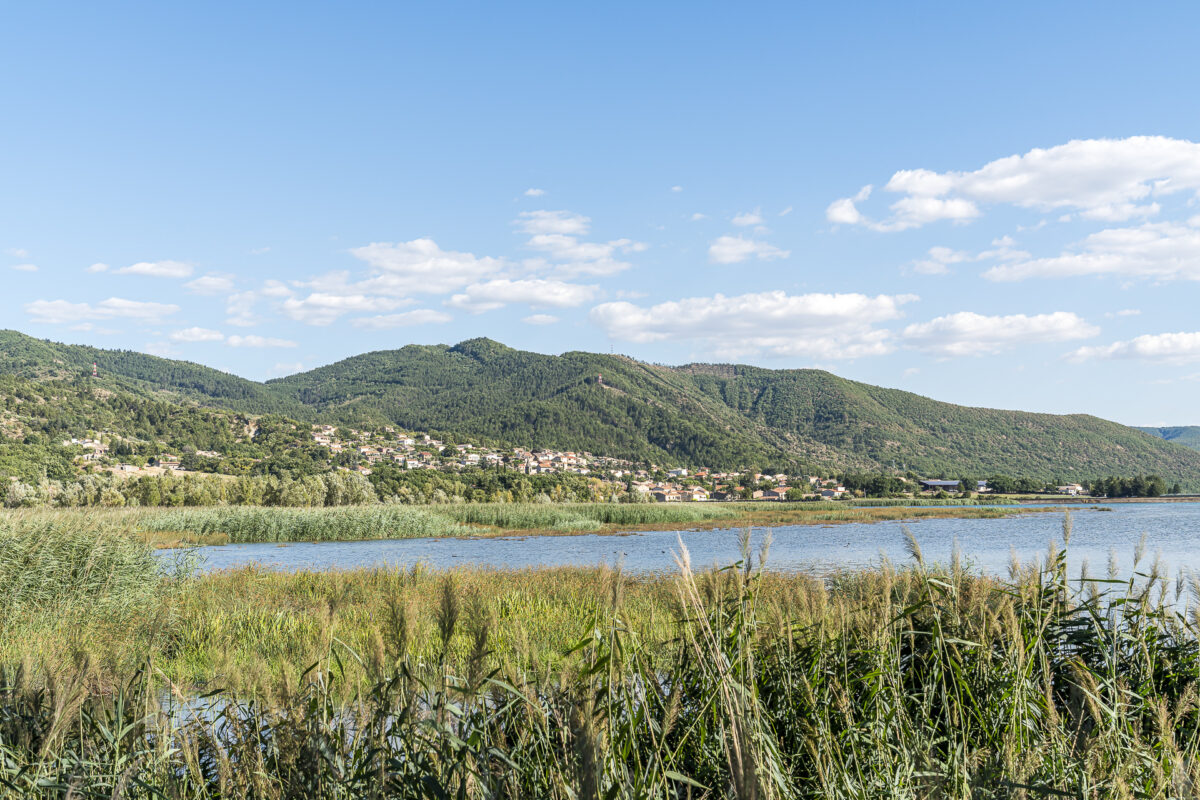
144,504 -> 1066,549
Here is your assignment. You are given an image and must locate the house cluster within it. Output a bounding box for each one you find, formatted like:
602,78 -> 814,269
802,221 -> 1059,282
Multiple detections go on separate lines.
629,473 -> 848,502
313,426 -> 621,476
62,437 -> 109,462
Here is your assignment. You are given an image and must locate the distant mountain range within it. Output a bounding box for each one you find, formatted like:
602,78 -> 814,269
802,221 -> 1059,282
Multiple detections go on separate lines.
3,329 -> 1200,485
1137,426 -> 1200,452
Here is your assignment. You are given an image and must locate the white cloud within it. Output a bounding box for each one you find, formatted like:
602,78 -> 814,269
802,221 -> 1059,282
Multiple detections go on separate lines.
114,260 -> 194,279
590,291 -> 916,358
671,185 -> 683,193
170,327 -> 225,343
779,206 -> 793,216
524,233 -> 642,276
351,309 -> 453,329
515,210 -> 591,236
523,314 -> 560,325
902,311 -> 1098,356
225,291 -> 259,327
184,274 -> 235,295
524,188 -> 545,197
1068,332 -> 1200,364
348,238 -> 503,295
825,197 -> 865,225
984,221 -> 1200,282
226,335 -> 297,348
833,137 -> 1200,231
281,293 -> 408,326
708,235 -> 789,264
10,263 -> 37,272
911,246 -> 971,276
250,246 -> 272,255
6,248 -> 29,258
690,212 -> 707,221
909,237 -> 1029,275
447,278 -> 599,313
261,279 -> 292,298
732,209 -> 763,226
825,185 -> 873,225
1106,308 -> 1142,318
26,297 -> 180,324
511,210 -> 645,276
86,263 -> 109,273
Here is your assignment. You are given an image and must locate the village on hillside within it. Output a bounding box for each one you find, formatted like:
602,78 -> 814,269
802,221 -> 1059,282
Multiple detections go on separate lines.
49,423 -> 1107,501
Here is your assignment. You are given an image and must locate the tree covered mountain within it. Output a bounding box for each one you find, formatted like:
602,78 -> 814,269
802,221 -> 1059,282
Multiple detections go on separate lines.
4,330 -> 1200,486
0,330 -> 306,416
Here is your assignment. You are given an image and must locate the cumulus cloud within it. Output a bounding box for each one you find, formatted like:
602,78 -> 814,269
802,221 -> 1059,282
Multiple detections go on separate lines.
524,233 -> 643,276
984,221 -> 1200,282
524,188 -> 546,197
351,309 -> 453,329
6,248 -> 29,258
708,235 -> 789,264
10,263 -> 37,272
523,314 -> 560,325
114,260 -> 194,278
170,327 -> 225,343
830,136 -> 1200,231
902,311 -> 1099,356
910,237 -> 1029,275
671,185 -> 683,192
86,263 -> 110,273
447,278 -> 598,313
226,335 -> 297,348
281,292 -> 408,326
515,210 -> 591,236
1068,332 -> 1200,364
347,238 -> 503,296
590,291 -> 917,358
26,297 -> 180,324
225,291 -> 259,327
732,209 -> 764,227
185,274 -> 235,295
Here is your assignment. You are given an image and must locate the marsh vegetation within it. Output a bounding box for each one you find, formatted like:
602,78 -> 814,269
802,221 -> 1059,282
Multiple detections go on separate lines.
3,512 -> 1200,795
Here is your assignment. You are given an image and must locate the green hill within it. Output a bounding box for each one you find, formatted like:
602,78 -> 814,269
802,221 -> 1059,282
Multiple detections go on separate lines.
1137,426 -> 1200,452
0,330 -> 305,416
4,330 -> 1200,486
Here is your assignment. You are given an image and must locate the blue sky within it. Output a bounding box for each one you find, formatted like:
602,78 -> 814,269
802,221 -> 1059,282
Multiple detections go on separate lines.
3,1 -> 1200,425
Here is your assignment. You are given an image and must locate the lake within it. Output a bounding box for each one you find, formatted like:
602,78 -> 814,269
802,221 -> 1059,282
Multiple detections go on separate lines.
163,501 -> 1200,579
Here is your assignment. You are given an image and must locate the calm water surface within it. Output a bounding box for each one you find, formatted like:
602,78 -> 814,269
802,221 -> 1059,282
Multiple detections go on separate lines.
164,502 -> 1200,578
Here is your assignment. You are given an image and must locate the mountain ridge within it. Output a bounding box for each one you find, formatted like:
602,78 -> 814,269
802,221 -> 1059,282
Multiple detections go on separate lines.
3,329 -> 1199,484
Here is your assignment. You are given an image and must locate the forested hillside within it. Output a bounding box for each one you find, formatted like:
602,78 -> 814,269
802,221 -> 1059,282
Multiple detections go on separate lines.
5,330 -> 1200,486
267,338 -> 805,469
1137,426 -> 1200,452
0,330 -> 305,415
680,363 -> 1200,479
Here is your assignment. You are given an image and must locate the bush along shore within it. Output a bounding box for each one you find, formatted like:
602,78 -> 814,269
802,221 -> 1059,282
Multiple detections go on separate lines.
4,514 -> 1200,794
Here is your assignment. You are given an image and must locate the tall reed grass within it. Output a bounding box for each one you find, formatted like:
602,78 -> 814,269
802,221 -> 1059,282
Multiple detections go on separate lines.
139,504 -> 471,543
5,515 -> 1200,795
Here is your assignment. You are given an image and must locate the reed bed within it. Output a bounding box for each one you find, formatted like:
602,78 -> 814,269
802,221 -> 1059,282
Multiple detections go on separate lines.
138,505 -> 472,543
0,503 -> 1031,551
5,514 -> 1200,795
429,501 -> 742,530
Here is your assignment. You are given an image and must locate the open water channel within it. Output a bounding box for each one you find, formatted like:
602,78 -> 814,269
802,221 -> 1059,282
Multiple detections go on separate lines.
162,502 -> 1200,579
